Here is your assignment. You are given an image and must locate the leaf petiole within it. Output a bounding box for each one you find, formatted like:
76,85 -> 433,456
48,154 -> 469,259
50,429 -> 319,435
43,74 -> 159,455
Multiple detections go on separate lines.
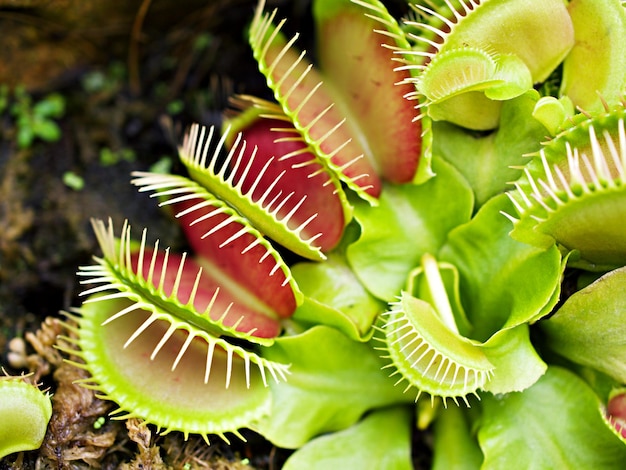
420,253 -> 459,335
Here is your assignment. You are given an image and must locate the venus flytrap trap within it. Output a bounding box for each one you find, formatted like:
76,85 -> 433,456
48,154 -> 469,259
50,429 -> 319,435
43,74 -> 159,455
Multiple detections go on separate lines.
607,389 -> 626,441
247,0 -> 428,202
400,0 -> 575,130
0,375 -> 52,459
560,0 -> 626,113
506,104 -> 626,270
64,218 -> 294,441
60,0 -> 626,467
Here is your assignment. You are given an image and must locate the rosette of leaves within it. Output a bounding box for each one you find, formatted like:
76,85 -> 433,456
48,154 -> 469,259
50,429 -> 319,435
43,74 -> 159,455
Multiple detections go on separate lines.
65,0 -> 626,466
63,108 -> 360,440
345,190 -> 562,404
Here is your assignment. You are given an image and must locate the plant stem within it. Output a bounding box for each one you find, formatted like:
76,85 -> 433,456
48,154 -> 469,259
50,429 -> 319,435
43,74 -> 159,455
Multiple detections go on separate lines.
421,253 -> 459,335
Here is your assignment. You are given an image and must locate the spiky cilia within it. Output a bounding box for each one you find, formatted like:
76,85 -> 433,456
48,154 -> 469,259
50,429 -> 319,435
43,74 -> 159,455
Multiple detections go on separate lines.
506,105 -> 626,270
63,219 -> 291,442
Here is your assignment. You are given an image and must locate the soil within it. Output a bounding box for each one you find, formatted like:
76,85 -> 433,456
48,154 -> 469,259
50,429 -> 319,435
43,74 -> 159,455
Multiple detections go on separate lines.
0,0 -> 429,468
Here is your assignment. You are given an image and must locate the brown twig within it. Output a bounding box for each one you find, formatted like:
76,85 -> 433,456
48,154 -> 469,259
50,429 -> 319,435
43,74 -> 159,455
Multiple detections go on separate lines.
128,0 -> 153,96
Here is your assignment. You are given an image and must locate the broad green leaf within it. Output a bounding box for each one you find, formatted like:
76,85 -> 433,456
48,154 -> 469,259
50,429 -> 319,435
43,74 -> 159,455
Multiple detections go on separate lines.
541,266 -> 626,383
254,326 -> 413,448
433,91 -> 547,207
32,119 -> 61,142
481,324 -> 546,394
347,157 -> 474,302
291,252 -> 385,341
478,367 -> 626,469
283,406 -> 413,470
439,194 -> 562,341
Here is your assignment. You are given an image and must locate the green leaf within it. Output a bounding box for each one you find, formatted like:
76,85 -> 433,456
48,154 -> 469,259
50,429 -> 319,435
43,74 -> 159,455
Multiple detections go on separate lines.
16,124 -> 34,148
347,157 -> 474,302
560,0 -> 626,112
541,266 -> 626,383
32,119 -> 61,142
478,367 -> 626,469
254,326 -> 413,448
439,194 -> 562,341
432,405 -> 483,470
283,406 -> 413,470
291,252 -> 385,341
531,96 -> 574,135
481,324 -> 546,395
32,93 -> 65,118
433,91 -> 548,207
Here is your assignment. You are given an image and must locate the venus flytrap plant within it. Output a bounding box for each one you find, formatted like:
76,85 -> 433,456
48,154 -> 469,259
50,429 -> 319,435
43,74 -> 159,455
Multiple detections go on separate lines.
62,0 -> 626,466
371,194 -> 561,404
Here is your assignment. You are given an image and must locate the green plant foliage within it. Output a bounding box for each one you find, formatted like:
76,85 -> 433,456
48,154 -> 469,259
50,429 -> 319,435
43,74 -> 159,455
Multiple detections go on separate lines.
439,195 -> 562,340
1,85 -> 65,148
253,326 -> 412,448
432,91 -> 548,207
541,266 -> 626,383
432,405 -> 482,470
560,0 -> 626,112
506,106 -> 626,270
291,250 -> 385,341
477,367 -> 626,469
346,157 -> 474,302
282,406 -> 413,470
66,0 -> 626,466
